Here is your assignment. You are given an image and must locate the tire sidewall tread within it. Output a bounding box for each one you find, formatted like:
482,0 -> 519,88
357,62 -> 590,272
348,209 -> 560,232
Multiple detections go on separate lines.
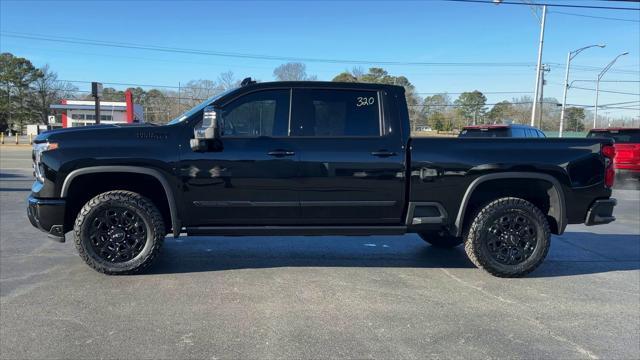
73,190 -> 165,275
464,197 -> 551,278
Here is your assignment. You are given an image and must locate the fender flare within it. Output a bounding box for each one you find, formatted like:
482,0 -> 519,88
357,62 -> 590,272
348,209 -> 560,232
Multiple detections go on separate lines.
61,166 -> 181,237
453,172 -> 567,237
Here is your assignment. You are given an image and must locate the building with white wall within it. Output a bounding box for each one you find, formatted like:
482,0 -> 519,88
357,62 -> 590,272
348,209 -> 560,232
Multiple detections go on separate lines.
49,90 -> 144,128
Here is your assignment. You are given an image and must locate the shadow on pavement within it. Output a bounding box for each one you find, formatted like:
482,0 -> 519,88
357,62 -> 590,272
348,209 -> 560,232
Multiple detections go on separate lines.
147,232 -> 639,277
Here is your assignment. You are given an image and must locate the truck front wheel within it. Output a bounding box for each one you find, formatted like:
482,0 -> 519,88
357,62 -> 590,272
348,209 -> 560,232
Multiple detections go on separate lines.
418,231 -> 463,248
73,190 -> 165,275
464,197 -> 550,277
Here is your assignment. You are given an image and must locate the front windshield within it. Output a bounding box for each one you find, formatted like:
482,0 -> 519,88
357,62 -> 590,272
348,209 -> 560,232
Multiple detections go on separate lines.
167,87 -> 236,125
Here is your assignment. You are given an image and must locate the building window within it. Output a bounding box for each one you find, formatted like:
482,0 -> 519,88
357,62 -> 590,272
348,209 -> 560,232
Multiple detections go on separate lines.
71,114 -> 85,120
100,115 -> 113,121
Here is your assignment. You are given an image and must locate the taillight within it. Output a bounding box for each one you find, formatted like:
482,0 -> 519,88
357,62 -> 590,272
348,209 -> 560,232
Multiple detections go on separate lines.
602,144 -> 616,188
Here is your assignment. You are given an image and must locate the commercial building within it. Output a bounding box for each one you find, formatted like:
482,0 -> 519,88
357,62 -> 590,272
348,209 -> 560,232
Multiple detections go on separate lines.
49,90 -> 144,128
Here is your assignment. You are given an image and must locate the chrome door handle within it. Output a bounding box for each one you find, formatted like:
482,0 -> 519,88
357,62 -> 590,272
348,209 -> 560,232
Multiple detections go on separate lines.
267,150 -> 295,157
371,150 -> 397,158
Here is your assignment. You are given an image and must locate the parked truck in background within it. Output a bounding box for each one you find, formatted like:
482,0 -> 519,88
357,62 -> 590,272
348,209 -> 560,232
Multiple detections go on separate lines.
588,128 -> 640,182
28,81 -> 617,277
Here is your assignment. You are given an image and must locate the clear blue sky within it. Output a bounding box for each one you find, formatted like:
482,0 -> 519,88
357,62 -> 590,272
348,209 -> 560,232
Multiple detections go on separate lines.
1,0 -> 638,118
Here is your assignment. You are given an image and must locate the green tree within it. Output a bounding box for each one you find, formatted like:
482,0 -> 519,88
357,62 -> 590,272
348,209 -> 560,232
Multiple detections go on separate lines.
487,100 -> 513,124
454,90 -> 487,125
429,112 -> 446,131
565,107 -> 586,132
332,72 -> 358,82
0,53 -> 43,132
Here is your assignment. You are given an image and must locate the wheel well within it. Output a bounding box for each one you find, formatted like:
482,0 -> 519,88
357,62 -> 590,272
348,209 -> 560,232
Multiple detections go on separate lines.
460,178 -> 562,234
63,172 -> 172,233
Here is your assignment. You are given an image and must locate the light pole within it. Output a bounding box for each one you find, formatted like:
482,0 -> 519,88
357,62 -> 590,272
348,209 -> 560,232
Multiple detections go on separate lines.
530,5 -> 547,126
594,52 -> 629,128
559,44 -> 605,138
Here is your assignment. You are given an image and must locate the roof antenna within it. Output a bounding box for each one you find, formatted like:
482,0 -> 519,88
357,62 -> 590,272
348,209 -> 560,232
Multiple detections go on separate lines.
240,77 -> 256,87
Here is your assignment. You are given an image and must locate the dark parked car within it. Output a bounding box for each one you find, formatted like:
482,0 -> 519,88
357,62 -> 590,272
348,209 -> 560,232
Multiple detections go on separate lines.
28,81 -> 616,277
587,128 -> 640,181
459,124 -> 546,138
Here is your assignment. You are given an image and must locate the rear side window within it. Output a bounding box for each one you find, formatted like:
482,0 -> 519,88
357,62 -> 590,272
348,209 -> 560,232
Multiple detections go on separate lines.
290,89 -> 381,137
219,89 -> 290,137
537,130 -> 546,138
587,129 -> 640,143
459,128 -> 509,138
511,128 -> 526,137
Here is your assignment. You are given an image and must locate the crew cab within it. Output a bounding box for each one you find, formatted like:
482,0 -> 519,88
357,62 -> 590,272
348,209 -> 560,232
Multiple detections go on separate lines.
28,81 -> 617,277
587,128 -> 640,181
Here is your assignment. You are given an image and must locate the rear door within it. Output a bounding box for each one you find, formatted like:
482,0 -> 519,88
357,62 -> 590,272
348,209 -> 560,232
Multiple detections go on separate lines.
288,87 -> 406,224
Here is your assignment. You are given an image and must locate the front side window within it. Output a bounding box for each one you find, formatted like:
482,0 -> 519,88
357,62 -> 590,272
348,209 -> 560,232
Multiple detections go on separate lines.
219,89 -> 290,137
290,89 -> 381,137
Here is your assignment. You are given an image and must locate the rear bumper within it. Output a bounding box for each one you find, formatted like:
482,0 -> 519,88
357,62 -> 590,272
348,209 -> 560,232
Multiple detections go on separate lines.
585,198 -> 616,226
27,195 -> 66,242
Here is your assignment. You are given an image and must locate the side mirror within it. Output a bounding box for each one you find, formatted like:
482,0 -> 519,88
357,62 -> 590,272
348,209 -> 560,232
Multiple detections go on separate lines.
190,106 -> 222,151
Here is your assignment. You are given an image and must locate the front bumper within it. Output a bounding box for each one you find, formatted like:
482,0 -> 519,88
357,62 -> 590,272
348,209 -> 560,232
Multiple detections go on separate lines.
27,195 -> 66,242
585,198 -> 616,226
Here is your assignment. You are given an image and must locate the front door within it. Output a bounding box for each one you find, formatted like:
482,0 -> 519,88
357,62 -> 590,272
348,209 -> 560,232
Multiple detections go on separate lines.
179,88 -> 300,226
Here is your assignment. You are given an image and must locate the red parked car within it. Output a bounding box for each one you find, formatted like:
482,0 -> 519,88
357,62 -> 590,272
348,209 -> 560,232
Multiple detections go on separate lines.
587,128 -> 640,181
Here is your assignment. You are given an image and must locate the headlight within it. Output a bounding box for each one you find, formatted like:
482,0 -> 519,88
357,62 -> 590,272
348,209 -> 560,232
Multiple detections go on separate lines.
33,142 -> 58,182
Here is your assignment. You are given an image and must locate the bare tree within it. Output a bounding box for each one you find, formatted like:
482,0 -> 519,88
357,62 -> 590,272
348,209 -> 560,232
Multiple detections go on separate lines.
273,62 -> 317,81
217,71 -> 239,91
31,65 -> 77,124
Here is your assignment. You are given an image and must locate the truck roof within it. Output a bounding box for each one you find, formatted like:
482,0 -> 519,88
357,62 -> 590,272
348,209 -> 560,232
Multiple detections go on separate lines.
215,81 -> 406,105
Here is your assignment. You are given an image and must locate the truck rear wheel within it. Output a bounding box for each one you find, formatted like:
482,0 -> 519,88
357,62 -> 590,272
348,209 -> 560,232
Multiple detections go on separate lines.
418,231 -> 463,248
73,190 -> 165,275
464,197 -> 550,277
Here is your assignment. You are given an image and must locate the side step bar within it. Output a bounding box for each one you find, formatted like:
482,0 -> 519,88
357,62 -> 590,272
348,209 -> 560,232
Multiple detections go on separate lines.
185,226 -> 408,237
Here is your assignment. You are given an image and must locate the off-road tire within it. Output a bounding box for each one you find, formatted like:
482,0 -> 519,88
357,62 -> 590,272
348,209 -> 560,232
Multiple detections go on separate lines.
464,197 -> 550,278
418,231 -> 463,248
73,190 -> 165,275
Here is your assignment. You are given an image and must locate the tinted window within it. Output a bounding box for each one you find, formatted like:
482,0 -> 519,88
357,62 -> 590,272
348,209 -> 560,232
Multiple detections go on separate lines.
459,128 -> 509,138
587,129 -> 640,143
291,89 -> 380,137
510,128 -> 527,137
219,89 -> 290,137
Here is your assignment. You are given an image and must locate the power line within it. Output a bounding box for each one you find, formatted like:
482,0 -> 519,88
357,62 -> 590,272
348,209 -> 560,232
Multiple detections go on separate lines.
443,0 -> 640,11
551,10 -> 640,22
570,86 -> 640,96
0,31 -> 536,68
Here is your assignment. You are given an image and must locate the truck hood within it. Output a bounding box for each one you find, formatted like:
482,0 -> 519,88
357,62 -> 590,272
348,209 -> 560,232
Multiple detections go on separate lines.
34,123 -> 158,143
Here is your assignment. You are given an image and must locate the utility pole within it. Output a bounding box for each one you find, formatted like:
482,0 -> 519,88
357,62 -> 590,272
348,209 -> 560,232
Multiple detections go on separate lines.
559,44 -> 606,138
537,64 -> 550,128
594,52 -> 629,128
91,82 -> 103,125
530,5 -> 547,126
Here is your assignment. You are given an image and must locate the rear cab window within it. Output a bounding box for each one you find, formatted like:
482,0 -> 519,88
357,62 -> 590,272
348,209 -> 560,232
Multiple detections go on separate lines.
290,89 -> 381,137
459,128 -> 510,138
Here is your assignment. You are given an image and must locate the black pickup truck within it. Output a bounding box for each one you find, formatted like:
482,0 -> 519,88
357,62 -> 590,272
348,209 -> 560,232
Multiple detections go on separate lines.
28,81 -> 617,277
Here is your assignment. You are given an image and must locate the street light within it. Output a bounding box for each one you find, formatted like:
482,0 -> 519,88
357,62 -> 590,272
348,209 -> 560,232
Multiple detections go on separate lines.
559,44 -> 605,138
594,52 -> 629,128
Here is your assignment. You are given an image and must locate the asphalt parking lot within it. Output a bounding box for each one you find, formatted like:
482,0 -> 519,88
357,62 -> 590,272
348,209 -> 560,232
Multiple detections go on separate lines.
1,145 -> 639,359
